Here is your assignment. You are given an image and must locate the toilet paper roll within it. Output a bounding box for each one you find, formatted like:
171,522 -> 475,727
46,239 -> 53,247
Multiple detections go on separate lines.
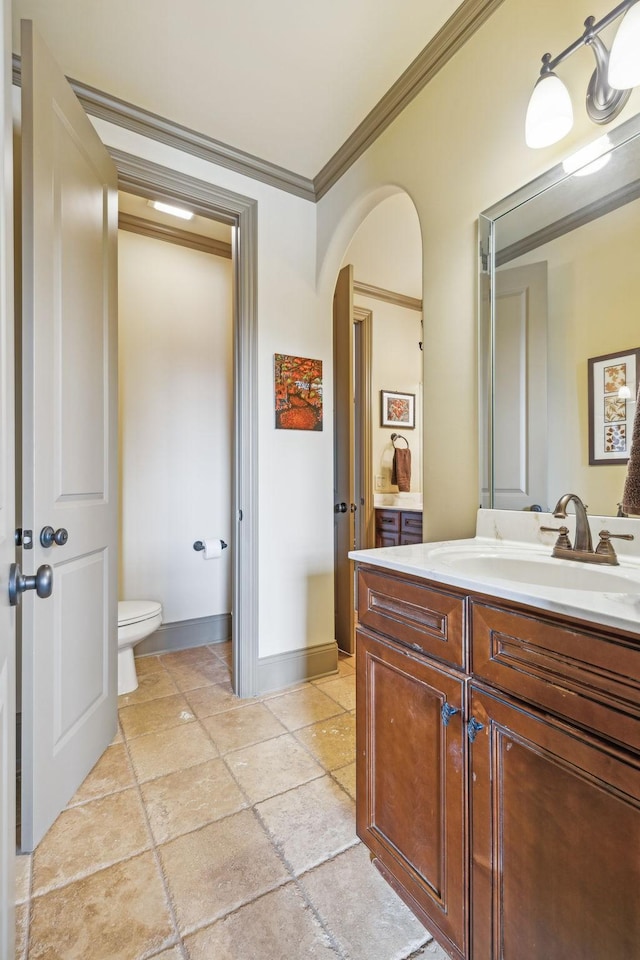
201,538 -> 225,560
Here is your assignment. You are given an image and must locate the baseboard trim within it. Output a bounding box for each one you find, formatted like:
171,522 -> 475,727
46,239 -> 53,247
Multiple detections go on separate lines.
257,641 -> 338,695
135,613 -> 231,657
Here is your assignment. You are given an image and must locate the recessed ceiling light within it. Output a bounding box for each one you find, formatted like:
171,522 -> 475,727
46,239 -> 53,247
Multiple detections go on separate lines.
149,200 -> 194,220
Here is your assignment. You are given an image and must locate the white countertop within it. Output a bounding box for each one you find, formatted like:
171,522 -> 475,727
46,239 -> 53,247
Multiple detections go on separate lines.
350,509 -> 640,638
374,493 -> 423,512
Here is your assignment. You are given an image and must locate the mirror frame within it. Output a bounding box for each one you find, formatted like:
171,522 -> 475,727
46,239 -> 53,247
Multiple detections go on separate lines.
478,111 -> 640,511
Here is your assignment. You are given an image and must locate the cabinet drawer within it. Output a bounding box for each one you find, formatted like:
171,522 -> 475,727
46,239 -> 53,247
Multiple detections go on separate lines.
400,532 -> 423,545
400,511 -> 422,536
375,509 -> 400,532
471,601 -> 640,753
358,565 -> 466,668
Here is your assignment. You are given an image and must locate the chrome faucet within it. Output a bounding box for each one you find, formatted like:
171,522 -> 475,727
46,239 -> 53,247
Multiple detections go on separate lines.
553,493 -> 593,553
541,493 -> 634,565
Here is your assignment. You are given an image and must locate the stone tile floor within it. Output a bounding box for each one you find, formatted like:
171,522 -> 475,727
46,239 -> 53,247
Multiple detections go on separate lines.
15,643 -> 451,960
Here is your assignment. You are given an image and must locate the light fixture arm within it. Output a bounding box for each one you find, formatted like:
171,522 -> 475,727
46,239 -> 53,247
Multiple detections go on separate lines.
540,0 -> 636,75
526,0 -> 639,147
584,18 -> 631,122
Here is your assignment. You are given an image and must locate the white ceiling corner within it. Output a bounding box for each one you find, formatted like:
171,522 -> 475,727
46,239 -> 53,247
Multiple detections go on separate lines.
12,0 -> 466,179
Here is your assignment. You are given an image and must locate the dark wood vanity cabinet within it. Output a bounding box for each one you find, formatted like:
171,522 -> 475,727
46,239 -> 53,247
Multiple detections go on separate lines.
375,508 -> 423,547
356,566 -> 469,960
469,684 -> 640,960
356,627 -> 467,960
355,564 -> 640,960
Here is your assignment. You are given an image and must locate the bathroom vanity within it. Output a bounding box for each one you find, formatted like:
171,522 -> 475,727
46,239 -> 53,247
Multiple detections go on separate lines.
374,508 -> 423,547
350,510 -> 640,960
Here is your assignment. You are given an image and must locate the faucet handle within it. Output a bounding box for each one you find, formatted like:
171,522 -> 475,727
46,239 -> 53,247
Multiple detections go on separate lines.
595,529 -> 635,564
540,525 -> 571,550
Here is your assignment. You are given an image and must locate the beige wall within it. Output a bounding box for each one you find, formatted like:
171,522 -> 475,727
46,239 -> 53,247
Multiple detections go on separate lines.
317,0 -> 640,541
342,192 -> 423,493
367,301 -> 423,492
118,229 -> 233,624
509,197 -> 640,516
92,0 -> 640,666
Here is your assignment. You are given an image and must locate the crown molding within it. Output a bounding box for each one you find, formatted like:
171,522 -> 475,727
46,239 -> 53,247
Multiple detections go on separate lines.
12,53 -> 316,202
496,177 -> 640,267
353,280 -> 422,312
12,0 -> 503,204
314,0 -> 506,199
118,212 -> 233,259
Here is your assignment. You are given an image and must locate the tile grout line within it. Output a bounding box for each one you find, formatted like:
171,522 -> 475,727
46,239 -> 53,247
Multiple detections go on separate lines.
19,647 -> 361,959
175,676 -> 352,952
119,711 -> 188,960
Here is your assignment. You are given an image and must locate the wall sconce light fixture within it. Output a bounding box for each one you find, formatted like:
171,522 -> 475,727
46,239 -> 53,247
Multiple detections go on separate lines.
525,0 -> 640,148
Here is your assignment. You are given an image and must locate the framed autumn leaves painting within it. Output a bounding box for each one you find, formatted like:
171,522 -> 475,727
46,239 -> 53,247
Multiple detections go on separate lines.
588,347 -> 639,465
380,390 -> 415,429
274,354 -> 323,431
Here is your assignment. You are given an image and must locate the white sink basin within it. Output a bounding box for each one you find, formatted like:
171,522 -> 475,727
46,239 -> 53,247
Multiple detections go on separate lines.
427,545 -> 640,593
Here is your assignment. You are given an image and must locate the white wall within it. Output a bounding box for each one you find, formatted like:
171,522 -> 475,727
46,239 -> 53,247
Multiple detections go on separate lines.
118,229 -> 233,623
316,0 -> 640,542
94,118 -> 333,660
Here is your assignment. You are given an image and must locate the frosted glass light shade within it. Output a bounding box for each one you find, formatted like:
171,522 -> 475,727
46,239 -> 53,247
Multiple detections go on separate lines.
608,2 -> 640,90
525,72 -> 574,148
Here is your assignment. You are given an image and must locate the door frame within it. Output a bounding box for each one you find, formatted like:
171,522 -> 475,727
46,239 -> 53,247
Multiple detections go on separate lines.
111,149 -> 259,697
354,306 -> 373,550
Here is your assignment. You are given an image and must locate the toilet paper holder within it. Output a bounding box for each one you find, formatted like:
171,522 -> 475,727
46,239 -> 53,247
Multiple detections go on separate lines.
193,539 -> 228,552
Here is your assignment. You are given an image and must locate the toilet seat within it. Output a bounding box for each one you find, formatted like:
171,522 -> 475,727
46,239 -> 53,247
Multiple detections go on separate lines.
118,599 -> 162,627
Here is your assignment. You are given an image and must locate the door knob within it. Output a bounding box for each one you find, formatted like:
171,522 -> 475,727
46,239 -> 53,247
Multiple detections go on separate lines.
8,562 -> 53,606
40,526 -> 69,548
350,503 -> 357,513
335,502 -> 348,513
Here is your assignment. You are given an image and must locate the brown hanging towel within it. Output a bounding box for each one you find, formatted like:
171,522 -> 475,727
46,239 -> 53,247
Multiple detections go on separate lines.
621,388 -> 640,515
391,434 -> 411,493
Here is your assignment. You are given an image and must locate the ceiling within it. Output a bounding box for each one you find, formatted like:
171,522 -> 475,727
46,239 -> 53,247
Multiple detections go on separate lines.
12,0 -> 468,181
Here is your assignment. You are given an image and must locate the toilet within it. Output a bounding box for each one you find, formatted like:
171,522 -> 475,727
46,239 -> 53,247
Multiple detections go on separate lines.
118,600 -> 163,695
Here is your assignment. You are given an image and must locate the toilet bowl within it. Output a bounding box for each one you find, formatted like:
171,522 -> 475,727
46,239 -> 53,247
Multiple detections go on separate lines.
118,600 -> 163,695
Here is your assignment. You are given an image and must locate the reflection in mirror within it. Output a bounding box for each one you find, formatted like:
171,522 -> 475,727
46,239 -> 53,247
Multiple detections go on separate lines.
479,112 -> 640,517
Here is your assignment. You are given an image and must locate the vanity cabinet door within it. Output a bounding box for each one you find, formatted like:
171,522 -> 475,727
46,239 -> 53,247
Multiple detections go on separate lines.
356,627 -> 467,960
469,684 -> 640,960
375,508 -> 401,546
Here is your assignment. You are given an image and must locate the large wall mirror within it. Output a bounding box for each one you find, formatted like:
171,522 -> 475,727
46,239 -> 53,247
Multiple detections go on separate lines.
479,112 -> 640,517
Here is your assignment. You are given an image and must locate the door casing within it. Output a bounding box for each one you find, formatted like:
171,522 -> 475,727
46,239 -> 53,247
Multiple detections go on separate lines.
111,149 -> 259,697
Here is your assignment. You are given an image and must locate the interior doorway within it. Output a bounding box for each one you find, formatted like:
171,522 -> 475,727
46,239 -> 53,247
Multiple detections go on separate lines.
332,192 -> 423,654
117,192 -> 234,661
111,150 -> 259,698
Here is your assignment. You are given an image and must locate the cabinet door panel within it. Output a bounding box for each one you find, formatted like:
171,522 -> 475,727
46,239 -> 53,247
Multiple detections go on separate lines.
470,685 -> 640,960
357,628 -> 467,958
400,511 -> 423,536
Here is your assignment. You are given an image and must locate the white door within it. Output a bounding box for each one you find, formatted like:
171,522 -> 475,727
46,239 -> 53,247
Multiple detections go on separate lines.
333,265 -> 355,654
493,262 -> 548,510
0,0 -> 16,951
20,20 -> 118,850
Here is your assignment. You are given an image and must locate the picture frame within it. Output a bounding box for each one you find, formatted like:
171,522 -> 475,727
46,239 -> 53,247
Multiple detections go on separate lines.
588,347 -> 640,465
274,353 -> 323,431
380,390 -> 415,429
